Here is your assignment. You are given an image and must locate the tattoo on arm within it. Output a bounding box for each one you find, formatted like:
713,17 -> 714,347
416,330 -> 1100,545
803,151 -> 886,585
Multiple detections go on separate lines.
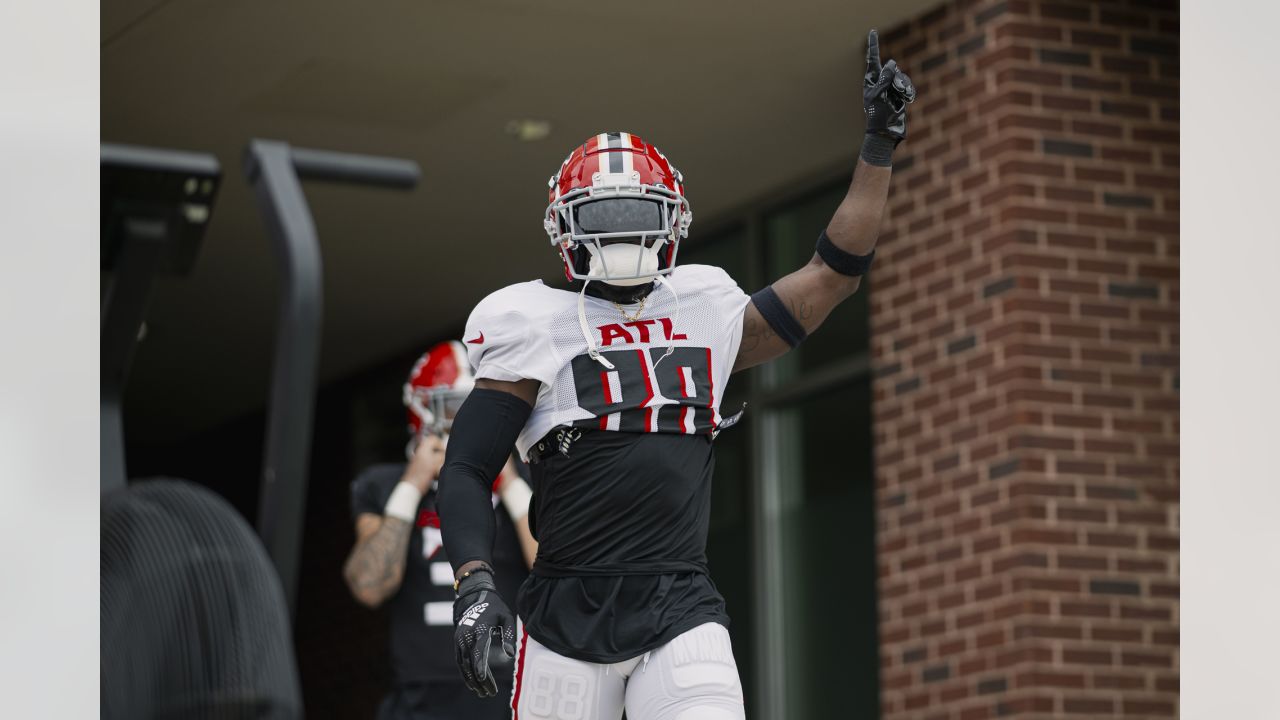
344,517 -> 413,605
739,314 -> 773,353
795,296 -> 816,325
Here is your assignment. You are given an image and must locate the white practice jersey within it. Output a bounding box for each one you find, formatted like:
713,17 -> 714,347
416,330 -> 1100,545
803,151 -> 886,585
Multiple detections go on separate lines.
462,264 -> 752,460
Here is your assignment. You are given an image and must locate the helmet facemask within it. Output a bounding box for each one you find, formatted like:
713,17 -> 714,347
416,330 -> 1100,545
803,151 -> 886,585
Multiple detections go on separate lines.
546,177 -> 691,285
402,340 -> 474,459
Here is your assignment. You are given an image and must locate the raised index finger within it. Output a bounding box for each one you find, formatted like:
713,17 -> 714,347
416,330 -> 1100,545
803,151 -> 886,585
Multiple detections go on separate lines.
866,29 -> 882,77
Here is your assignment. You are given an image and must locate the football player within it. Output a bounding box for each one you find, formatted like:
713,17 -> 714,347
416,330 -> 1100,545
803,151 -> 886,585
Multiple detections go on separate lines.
344,340 -> 537,719
438,30 -> 915,719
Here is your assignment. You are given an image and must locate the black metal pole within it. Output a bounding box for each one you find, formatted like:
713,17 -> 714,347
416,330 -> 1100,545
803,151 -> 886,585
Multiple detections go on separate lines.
291,147 -> 420,188
100,143 -> 220,493
244,140 -> 324,620
243,139 -> 420,619
100,218 -> 169,493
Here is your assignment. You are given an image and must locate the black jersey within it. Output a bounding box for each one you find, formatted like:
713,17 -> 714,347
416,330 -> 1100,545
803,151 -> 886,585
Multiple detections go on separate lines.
350,464 -> 528,686
516,430 -> 730,663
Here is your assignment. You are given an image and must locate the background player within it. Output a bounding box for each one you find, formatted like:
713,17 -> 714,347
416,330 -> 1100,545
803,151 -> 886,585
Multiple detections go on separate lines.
344,340 -> 536,719
438,30 -> 915,720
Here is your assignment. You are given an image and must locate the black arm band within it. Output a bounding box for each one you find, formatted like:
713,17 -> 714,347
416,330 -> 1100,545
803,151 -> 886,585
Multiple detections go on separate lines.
437,387 -> 533,575
816,230 -> 876,277
749,285 -> 808,349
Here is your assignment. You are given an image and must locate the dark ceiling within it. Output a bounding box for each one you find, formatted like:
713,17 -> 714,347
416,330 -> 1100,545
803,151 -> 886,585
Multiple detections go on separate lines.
103,0 -> 940,442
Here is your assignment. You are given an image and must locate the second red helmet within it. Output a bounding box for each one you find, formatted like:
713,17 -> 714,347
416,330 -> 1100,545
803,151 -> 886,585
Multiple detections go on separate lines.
403,340 -> 475,437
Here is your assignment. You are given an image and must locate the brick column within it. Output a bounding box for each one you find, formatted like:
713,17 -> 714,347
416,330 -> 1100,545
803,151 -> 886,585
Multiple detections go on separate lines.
870,1 -> 1178,718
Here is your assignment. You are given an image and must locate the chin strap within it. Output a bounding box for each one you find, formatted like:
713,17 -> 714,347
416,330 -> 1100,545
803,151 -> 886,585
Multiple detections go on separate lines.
577,274 -> 682,372
577,279 -> 616,370
651,275 -> 680,369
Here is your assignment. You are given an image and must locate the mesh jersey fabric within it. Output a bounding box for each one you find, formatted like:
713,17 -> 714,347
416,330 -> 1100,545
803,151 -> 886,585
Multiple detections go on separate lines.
463,264 -> 752,461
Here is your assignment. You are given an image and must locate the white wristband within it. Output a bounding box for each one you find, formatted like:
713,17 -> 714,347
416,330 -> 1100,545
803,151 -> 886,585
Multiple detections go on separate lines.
498,476 -> 533,521
384,481 -> 423,522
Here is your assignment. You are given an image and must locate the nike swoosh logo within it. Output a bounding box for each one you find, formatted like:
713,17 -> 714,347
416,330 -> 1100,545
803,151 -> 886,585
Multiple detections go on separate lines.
467,332 -> 484,344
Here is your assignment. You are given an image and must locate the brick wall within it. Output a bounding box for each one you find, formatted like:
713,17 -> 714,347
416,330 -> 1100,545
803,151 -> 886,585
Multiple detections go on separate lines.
869,1 -> 1179,718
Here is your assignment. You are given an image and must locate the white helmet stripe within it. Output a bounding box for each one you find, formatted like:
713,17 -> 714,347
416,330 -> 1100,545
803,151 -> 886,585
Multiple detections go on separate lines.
605,132 -> 623,173
621,132 -> 634,176
595,133 -> 609,177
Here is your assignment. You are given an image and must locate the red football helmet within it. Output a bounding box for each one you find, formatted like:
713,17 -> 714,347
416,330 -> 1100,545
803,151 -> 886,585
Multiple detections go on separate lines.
545,132 -> 692,284
403,341 -> 474,437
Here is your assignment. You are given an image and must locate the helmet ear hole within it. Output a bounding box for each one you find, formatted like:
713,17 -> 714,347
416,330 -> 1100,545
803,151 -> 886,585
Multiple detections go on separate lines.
572,245 -> 593,276
659,238 -> 676,272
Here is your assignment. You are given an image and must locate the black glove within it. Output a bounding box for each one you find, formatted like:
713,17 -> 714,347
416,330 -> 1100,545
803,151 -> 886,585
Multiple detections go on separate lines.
863,29 -> 917,151
453,569 -> 518,698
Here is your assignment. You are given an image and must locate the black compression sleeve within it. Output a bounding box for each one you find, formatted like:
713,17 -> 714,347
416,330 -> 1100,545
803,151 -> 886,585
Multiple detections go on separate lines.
437,387 -> 533,575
